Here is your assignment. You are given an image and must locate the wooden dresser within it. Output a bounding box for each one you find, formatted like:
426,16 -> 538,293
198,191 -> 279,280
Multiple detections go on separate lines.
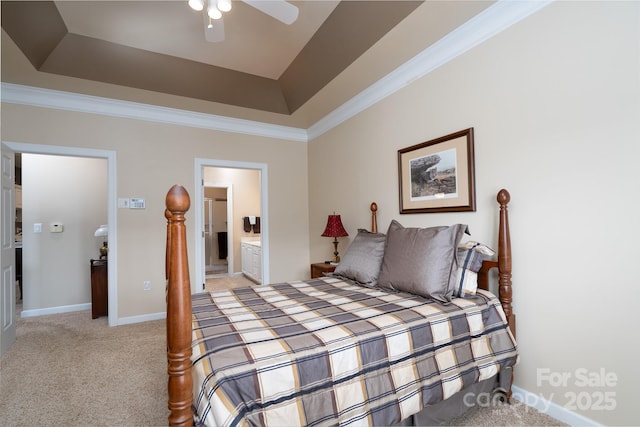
90,259 -> 108,319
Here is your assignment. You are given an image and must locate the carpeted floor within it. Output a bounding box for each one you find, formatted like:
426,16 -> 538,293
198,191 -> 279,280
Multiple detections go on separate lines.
0,306 -> 168,426
0,283 -> 565,426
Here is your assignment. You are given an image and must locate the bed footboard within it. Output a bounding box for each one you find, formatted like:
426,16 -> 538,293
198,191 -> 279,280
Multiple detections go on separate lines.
166,185 -> 193,427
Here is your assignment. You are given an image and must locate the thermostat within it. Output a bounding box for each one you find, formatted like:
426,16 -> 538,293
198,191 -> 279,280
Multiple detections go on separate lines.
50,222 -> 64,233
129,198 -> 146,209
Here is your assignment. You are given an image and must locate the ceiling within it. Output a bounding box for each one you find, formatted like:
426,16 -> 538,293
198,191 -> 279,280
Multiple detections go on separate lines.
1,1 -> 495,127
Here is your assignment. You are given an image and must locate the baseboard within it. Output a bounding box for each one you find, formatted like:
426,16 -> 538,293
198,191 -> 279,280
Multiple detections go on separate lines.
21,303 -> 91,318
512,385 -> 602,426
117,311 -> 166,325
20,304 -> 167,326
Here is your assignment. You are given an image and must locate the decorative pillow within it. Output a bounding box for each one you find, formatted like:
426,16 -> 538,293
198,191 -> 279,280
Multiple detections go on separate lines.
377,220 -> 468,303
453,241 -> 495,298
332,229 -> 386,286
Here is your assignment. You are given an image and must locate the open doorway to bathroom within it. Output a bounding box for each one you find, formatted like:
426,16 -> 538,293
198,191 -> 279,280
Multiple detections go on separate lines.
195,159 -> 268,293
204,185 -> 229,277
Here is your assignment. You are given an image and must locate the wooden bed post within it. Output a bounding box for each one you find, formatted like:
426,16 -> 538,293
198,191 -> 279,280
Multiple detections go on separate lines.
370,202 -> 378,233
166,185 -> 193,427
476,189 -> 515,401
496,189 -> 515,339
477,189 -> 515,338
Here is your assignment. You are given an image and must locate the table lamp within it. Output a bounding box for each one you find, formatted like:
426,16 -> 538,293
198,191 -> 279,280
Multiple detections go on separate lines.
94,224 -> 108,259
321,214 -> 348,263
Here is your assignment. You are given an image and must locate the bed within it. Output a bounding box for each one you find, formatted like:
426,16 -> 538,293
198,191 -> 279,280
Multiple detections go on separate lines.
165,186 -> 517,427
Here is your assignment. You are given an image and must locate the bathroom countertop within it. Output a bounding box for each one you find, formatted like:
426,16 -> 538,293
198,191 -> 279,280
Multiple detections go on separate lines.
241,239 -> 261,247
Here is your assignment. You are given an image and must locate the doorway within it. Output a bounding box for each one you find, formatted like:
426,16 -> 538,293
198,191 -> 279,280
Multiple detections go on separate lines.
1,142 -> 117,328
194,158 -> 269,292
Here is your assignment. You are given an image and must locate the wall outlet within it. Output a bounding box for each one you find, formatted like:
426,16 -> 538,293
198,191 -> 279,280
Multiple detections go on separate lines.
143,280 -> 151,291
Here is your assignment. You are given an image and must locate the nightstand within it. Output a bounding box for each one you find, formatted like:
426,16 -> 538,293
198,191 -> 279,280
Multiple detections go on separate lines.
311,262 -> 336,279
90,259 -> 108,319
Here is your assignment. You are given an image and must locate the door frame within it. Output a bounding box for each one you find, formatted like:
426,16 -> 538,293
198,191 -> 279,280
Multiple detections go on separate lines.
203,183 -> 232,278
194,158 -> 269,292
2,141 -> 118,326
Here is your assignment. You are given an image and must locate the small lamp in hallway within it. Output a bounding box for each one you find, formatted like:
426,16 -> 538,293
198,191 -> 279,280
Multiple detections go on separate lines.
94,224 -> 108,259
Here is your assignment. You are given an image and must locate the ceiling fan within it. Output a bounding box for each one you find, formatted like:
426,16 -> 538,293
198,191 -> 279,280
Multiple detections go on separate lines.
188,0 -> 300,43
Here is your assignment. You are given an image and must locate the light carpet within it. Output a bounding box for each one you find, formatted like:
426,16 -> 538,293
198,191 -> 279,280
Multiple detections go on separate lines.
1,293 -> 564,426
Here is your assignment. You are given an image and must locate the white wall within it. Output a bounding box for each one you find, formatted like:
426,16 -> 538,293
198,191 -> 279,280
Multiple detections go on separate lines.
308,2 -> 639,425
21,154 -> 107,312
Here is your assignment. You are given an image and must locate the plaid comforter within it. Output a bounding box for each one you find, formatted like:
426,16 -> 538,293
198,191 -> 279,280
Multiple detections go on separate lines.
191,277 -> 518,427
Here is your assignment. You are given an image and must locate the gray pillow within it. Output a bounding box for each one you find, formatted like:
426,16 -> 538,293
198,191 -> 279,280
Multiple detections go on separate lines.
333,229 -> 386,286
377,220 -> 468,302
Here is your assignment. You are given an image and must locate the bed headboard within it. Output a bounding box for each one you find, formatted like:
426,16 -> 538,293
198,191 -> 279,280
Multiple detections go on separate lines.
368,192 -> 514,338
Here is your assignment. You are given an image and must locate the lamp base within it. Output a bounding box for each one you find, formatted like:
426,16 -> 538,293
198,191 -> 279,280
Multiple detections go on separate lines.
99,242 -> 108,259
332,238 -> 340,263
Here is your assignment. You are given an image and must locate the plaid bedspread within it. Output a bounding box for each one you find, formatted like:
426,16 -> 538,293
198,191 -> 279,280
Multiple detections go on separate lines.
191,277 -> 518,427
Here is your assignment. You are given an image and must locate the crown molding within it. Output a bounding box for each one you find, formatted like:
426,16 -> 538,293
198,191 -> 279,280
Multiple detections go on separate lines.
0,83 -> 308,142
1,1 -> 552,143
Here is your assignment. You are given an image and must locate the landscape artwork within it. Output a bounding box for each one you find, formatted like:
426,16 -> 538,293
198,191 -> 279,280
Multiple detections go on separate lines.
398,128 -> 476,213
409,148 -> 458,201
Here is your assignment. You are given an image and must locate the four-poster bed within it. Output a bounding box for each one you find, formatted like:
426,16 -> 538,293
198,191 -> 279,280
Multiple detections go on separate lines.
165,185 -> 516,426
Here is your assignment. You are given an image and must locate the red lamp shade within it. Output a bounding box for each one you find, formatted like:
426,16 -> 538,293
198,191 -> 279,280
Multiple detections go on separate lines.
321,215 -> 348,238
321,214 -> 348,263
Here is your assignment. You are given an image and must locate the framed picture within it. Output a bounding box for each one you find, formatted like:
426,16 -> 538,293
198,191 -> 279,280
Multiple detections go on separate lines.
398,128 -> 476,214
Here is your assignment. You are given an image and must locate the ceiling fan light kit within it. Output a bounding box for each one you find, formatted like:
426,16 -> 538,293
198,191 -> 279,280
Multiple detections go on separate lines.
217,0 -> 233,13
189,0 -> 300,42
188,0 -> 205,12
207,2 -> 223,20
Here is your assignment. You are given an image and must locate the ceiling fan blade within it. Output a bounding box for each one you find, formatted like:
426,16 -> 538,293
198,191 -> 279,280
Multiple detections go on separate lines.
241,0 -> 299,25
204,14 -> 225,42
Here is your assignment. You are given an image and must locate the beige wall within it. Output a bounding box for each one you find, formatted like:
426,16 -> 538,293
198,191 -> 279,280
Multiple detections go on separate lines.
2,104 -> 310,320
308,2 -> 639,425
21,154 -> 107,312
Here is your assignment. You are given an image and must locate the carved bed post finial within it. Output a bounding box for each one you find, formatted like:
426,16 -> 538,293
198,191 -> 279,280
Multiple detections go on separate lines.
370,202 -> 378,233
166,185 -> 193,427
497,189 -> 515,338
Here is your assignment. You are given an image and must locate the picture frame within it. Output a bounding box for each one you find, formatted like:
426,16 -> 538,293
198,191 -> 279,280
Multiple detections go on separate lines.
398,128 -> 476,214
